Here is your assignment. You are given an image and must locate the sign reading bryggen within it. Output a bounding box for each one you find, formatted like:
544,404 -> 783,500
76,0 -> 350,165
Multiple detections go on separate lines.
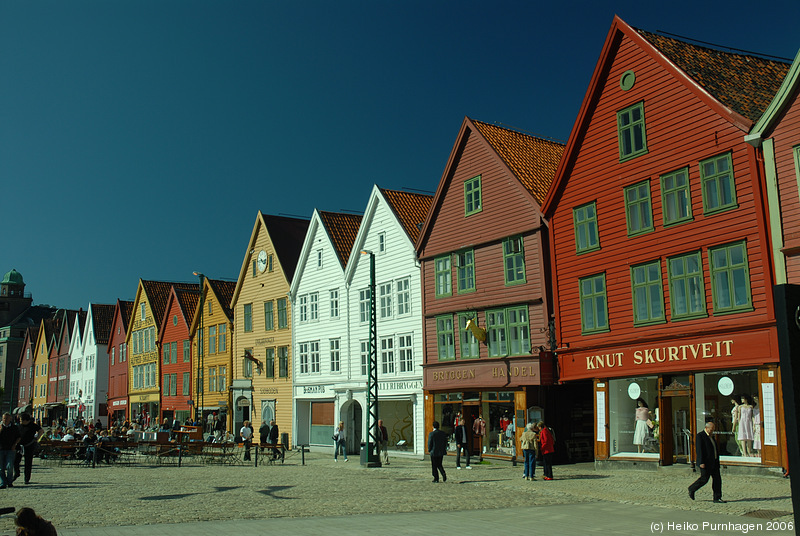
558,328 -> 778,381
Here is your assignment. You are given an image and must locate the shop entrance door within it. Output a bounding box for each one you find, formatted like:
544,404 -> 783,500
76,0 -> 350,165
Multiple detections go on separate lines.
659,376 -> 694,466
463,405 -> 480,456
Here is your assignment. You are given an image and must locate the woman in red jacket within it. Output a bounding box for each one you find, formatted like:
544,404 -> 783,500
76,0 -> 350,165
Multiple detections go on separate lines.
537,421 -> 555,480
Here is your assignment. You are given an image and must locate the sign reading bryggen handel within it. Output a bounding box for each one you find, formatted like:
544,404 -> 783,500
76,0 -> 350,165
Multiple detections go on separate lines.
424,358 -> 544,389
559,328 -> 777,381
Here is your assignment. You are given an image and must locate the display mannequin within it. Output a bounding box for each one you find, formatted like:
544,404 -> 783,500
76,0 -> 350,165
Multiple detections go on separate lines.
633,398 -> 650,453
472,414 -> 486,457
737,394 -> 755,456
730,397 -> 741,455
752,395 -> 761,454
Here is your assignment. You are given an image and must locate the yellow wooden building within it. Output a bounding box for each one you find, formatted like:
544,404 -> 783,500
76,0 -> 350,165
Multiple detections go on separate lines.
127,280 -> 197,426
230,212 -> 309,447
31,317 -> 55,425
189,277 -> 236,434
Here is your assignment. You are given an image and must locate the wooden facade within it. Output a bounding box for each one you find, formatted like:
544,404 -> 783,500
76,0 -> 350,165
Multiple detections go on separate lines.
106,300 -> 133,424
32,318 -> 54,424
159,286 -> 201,425
15,326 -> 37,414
231,213 -> 309,448
543,17 -> 790,469
416,117 -> 567,459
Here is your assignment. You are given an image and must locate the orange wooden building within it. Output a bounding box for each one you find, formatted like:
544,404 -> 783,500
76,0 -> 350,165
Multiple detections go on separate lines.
542,17 -> 791,470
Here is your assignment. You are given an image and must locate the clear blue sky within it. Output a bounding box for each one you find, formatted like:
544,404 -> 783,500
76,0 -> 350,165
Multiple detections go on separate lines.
2,1 -> 798,311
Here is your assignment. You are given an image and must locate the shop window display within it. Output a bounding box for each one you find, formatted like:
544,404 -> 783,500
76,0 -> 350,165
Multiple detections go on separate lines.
609,377 -> 659,457
433,393 -> 462,440
480,392 -> 516,456
695,370 -> 760,462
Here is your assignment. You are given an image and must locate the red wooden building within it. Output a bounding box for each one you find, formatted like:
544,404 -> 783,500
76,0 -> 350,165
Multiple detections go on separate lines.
416,117 -> 581,460
47,309 -> 82,424
158,286 -> 201,425
542,17 -> 791,469
107,300 -> 133,425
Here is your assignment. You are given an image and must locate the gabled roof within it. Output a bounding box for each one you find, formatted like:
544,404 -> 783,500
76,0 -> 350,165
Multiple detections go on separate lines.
637,30 -> 790,124
231,212 -> 309,307
89,303 -> 116,345
318,211 -> 362,268
207,279 -> 236,320
380,188 -> 433,244
110,300 -> 134,339
471,120 -> 565,202
18,325 -> 40,367
543,16 -> 790,215
746,48 -> 800,145
140,280 -> 199,328
161,286 -> 202,338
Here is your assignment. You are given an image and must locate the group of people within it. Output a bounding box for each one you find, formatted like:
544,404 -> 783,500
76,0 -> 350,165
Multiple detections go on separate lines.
331,419 -> 391,465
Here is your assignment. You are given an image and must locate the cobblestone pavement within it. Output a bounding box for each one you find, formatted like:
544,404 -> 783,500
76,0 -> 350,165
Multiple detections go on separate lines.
0,451 -> 792,534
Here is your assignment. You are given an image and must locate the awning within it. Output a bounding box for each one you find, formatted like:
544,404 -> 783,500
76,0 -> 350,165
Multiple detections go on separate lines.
44,402 -> 64,408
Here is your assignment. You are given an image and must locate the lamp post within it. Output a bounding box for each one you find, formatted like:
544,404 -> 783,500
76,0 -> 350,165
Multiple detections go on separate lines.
193,272 -> 205,426
360,251 -> 380,467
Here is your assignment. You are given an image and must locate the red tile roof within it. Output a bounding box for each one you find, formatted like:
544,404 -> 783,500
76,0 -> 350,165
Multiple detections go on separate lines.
637,30 -> 790,123
174,288 -> 201,327
471,119 -> 565,203
90,304 -> 116,345
380,189 -> 433,244
318,211 -> 363,268
141,281 -> 199,327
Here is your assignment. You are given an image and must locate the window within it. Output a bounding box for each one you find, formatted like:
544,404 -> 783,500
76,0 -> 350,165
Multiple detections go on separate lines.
111,347 -> 115,366
396,279 -> 410,316
329,289 -> 339,318
121,343 -> 127,362
317,249 -> 323,269
380,337 -> 395,374
360,340 -> 369,376
486,309 -> 507,357
330,339 -> 340,373
209,325 -> 217,355
264,301 -> 274,330
171,341 -> 177,364
310,341 -> 320,373
208,301 -> 213,315
398,334 -> 413,373
503,236 -> 525,285
631,261 -> 665,325
298,295 -> 308,323
265,348 -> 275,378
141,303 -> 146,321
661,168 -> 692,226
617,102 -> 647,160
244,348 -> 253,378
171,373 -> 177,396
435,256 -> 452,297
572,201 -> 600,254
379,283 -> 393,319
197,329 -> 203,357
219,325 -> 226,352
701,153 -> 737,214
196,369 -> 203,394
624,180 -> 653,236
277,299 -> 288,329
252,260 -> 257,277
378,232 -> 386,253
309,293 -> 319,321
359,288 -> 371,323
507,307 -> 530,356
218,366 -> 226,391
183,340 -> 190,363
464,175 -> 482,215
243,303 -> 252,332
183,372 -> 190,396
709,241 -> 751,314
458,314 -> 480,359
163,345 -> 170,365
668,251 -> 706,320
436,316 -> 455,361
268,254 -> 274,272
456,250 -> 475,293
580,273 -> 609,333
299,343 -> 309,374
208,367 -> 217,392
278,346 -> 288,377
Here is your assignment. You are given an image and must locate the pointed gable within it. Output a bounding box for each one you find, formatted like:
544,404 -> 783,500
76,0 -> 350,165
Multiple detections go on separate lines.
140,280 -> 199,328
318,211 -> 362,268
262,214 -> 310,282
207,279 -> 236,320
90,304 -> 116,345
380,188 -> 433,244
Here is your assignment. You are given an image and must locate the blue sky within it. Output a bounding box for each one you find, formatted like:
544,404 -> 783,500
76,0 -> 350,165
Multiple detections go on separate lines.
2,1 -> 798,311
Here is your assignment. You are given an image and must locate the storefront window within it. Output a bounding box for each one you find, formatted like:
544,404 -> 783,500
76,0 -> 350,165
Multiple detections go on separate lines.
433,393 -> 461,438
480,392 -> 515,456
695,369 -> 760,462
609,377 -> 659,457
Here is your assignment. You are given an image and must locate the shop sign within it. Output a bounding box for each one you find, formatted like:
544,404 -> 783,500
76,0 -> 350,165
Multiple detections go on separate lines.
254,337 -> 275,345
559,329 -> 777,381
237,399 -> 250,408
259,388 -> 279,395
378,381 -> 422,391
303,385 -> 326,394
424,358 -> 544,389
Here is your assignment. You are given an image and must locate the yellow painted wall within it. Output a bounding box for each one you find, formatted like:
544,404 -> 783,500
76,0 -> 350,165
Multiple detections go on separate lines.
32,325 -> 49,423
193,289 -> 233,428
127,290 -> 160,406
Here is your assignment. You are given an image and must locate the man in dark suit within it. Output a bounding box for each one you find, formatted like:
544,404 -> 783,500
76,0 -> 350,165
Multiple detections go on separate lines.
428,421 -> 448,483
453,418 -> 471,469
268,420 -> 281,460
689,419 -> 726,503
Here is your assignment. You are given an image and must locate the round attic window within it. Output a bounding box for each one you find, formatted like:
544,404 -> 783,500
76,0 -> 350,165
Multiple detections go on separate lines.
173,315 -> 178,326
620,70 -> 636,91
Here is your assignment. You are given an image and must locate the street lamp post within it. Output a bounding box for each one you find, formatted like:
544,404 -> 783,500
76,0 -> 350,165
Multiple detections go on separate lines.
193,272 -> 205,426
361,251 -> 381,467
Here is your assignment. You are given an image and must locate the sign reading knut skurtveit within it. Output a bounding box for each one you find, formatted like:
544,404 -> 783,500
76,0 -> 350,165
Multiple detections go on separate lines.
558,328 -> 778,381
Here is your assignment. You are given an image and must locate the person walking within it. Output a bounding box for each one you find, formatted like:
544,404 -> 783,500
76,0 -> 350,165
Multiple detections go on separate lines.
333,421 -> 348,462
268,420 -> 281,461
14,413 -> 41,485
453,418 -> 471,469
689,419 -> 726,503
259,420 -> 269,454
521,423 -> 537,480
538,420 -> 555,480
428,421 -> 448,483
376,419 -> 389,465
240,420 -> 253,461
0,412 -> 21,489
